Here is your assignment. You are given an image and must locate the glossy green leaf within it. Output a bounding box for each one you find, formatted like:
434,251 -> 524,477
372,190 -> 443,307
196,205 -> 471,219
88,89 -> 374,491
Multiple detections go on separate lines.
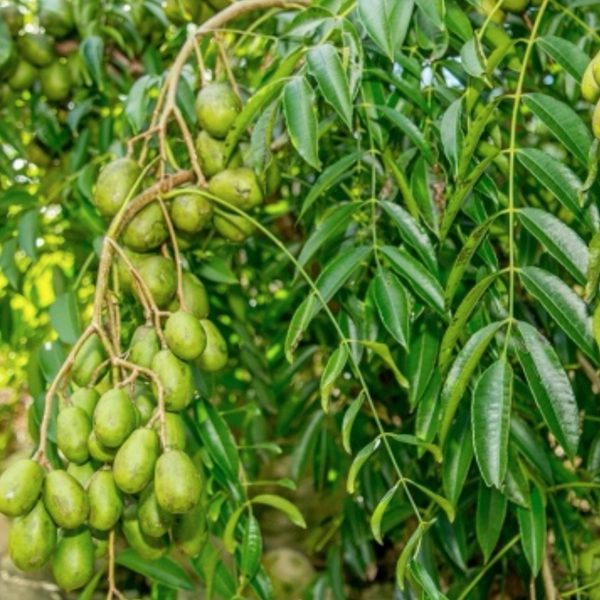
381,245 -> 445,316
341,20 -> 364,98
385,433 -> 442,462
197,256 -> 238,285
442,411 -> 473,507
240,514 -> 262,579
516,321 -> 579,460
518,208 -> 588,285
472,360 -> 512,488
372,269 -> 409,347
396,524 -> 426,590
536,35 -> 589,81
517,486 -> 546,576
519,266 -> 596,360
320,344 -> 349,412
505,447 -> 531,508
49,292 -> 81,345
315,246 -> 371,305
307,44 -> 353,128
342,392 -> 364,454
80,36 -> 105,90
252,495 -> 306,528
510,417 -> 554,484
283,76 -> 320,169
360,340 -> 409,388
523,94 -> 591,164
290,410 -> 324,480
587,230 -> 600,302
460,38 -> 486,77
440,98 -> 462,176
408,324 -> 439,409
408,479 -> 455,522
476,483 -> 507,563
223,505 -> 245,553
285,295 -> 318,362
116,549 -> 194,590
409,561 -> 449,599
440,321 -> 505,443
347,438 -> 380,493
416,373 -> 442,443
370,482 -> 400,544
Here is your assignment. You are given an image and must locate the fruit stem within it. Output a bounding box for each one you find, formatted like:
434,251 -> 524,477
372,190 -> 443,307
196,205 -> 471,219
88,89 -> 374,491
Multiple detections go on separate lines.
105,529 -> 126,600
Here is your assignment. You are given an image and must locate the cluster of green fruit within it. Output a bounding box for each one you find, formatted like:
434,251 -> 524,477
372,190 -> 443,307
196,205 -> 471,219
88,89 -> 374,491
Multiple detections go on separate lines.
164,0 -> 231,25
0,0 -> 77,101
479,0 -> 540,23
582,54 -> 600,140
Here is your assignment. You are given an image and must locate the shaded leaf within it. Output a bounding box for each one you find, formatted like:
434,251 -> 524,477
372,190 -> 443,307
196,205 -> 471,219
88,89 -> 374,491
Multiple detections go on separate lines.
440,98 -> 462,176
342,392 -> 365,454
49,292 -> 81,345
371,482 -> 400,544
409,560 -> 449,599
320,344 -> 349,412
476,483 -> 507,563
240,514 -> 262,579
116,549 -> 194,590
517,486 -> 546,576
252,495 -> 306,528
442,411 -> 473,507
80,36 -> 105,89
537,35 -> 589,81
360,340 -> 408,388
347,438 -> 380,493
372,269 -> 409,347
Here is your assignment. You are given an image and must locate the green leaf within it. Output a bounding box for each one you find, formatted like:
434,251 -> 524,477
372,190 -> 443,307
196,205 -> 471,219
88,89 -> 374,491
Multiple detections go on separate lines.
341,20 -> 364,98
518,208 -> 588,285
290,410 -> 324,479
587,230 -> 600,302
416,373 -> 442,443
517,149 -> 583,220
251,495 -> 306,528
240,514 -> 262,579
18,209 -> 38,260
385,433 -> 442,462
408,479 -> 455,522
381,246 -> 446,316
320,344 -> 349,412
79,35 -> 105,90
357,0 -> 414,60
460,38 -> 486,77
523,94 -> 591,164
297,202 -> 360,268
223,505 -> 245,553
439,272 -> 500,373
472,360 -> 512,488
380,200 -> 438,275
476,483 -> 507,563
408,324 -> 439,409
536,35 -> 589,81
285,295 -> 318,362
376,105 -> 435,164
372,269 -> 409,348
197,256 -> 238,285
415,0 -> 444,27
360,341 -> 409,388
283,76 -> 320,169
77,567 -> 105,600
370,482 -> 400,544
307,44 -> 353,128
510,417 -> 554,484
442,411 -> 473,507
116,549 -> 194,590
396,524 -> 427,590
196,400 -> 240,480
409,560 -> 449,600
342,392 -> 364,454
519,266 -> 596,360
347,438 -> 380,493
49,292 -> 81,345
517,486 -> 546,576
440,98 -> 462,176
516,321 -> 580,460
316,246 -> 371,305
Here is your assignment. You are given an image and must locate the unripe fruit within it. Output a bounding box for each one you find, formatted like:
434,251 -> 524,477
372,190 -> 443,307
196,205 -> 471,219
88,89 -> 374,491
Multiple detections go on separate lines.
196,130 -> 242,177
501,0 -> 529,11
208,168 -> 264,211
593,101 -> 600,141
93,388 -> 136,448
138,483 -> 173,538
155,450 -> 202,514
479,0 -> 505,23
70,388 -> 100,418
163,0 -> 202,24
87,470 -> 123,531
151,350 -> 195,411
133,381 -> 156,425
164,310 -> 207,360
214,211 -> 255,242
168,272 -> 209,319
71,333 -> 107,388
113,428 -> 160,494
8,500 -> 56,571
7,59 -> 37,91
196,319 -> 229,371
67,461 -> 97,488
122,503 -> 169,560
0,459 -> 45,517
43,470 -> 89,529
116,247 -> 149,294
195,82 -> 241,139
93,157 -> 142,217
154,411 -> 187,450
170,189 -> 213,234
57,406 -> 92,464
18,33 -> 55,68
173,499 -> 208,556
129,325 -> 160,369
0,4 -> 24,36
51,527 -> 94,591
122,201 -> 169,251
39,0 -> 75,39
39,59 -> 71,102
138,255 -> 177,309
88,430 -> 118,462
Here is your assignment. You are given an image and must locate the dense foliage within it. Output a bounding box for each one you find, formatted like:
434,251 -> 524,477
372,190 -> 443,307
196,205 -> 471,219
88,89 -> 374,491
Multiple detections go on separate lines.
3,0 -> 600,598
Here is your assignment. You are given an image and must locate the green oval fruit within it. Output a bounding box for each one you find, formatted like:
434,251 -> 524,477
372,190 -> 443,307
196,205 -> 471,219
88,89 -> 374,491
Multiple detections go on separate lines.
208,167 -> 263,211
129,324 -> 160,369
39,59 -> 71,101
153,410 -> 187,451
138,482 -> 173,538
133,381 -> 156,425
479,0 -> 505,23
172,498 -> 208,556
116,247 -> 148,294
195,82 -> 241,139
501,0 -> 529,11
67,461 -> 97,488
164,310 -> 207,361
0,458 -> 45,517
196,130 -> 242,177
196,319 -> 228,371
138,255 -> 177,308
0,4 -> 24,36
122,503 -> 169,560
57,406 -> 92,464
265,158 -> 282,199
163,0 -> 202,24
168,272 -> 209,319
18,33 -> 55,67
151,349 -> 195,411
88,430 -> 118,462
93,157 -> 142,218
122,201 -> 169,252
113,428 -> 160,494
8,500 -> 56,571
7,59 -> 37,91
71,333 -> 107,388
87,470 -> 123,531
170,189 -> 213,234
43,470 -> 89,528
70,388 -> 100,418
594,101 -> 600,141
155,450 -> 202,514
39,0 -> 75,39
263,549 -> 315,600
93,388 -> 136,448
213,211 -> 255,242
51,526 -> 94,592
92,529 -> 109,559
27,139 -> 53,168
